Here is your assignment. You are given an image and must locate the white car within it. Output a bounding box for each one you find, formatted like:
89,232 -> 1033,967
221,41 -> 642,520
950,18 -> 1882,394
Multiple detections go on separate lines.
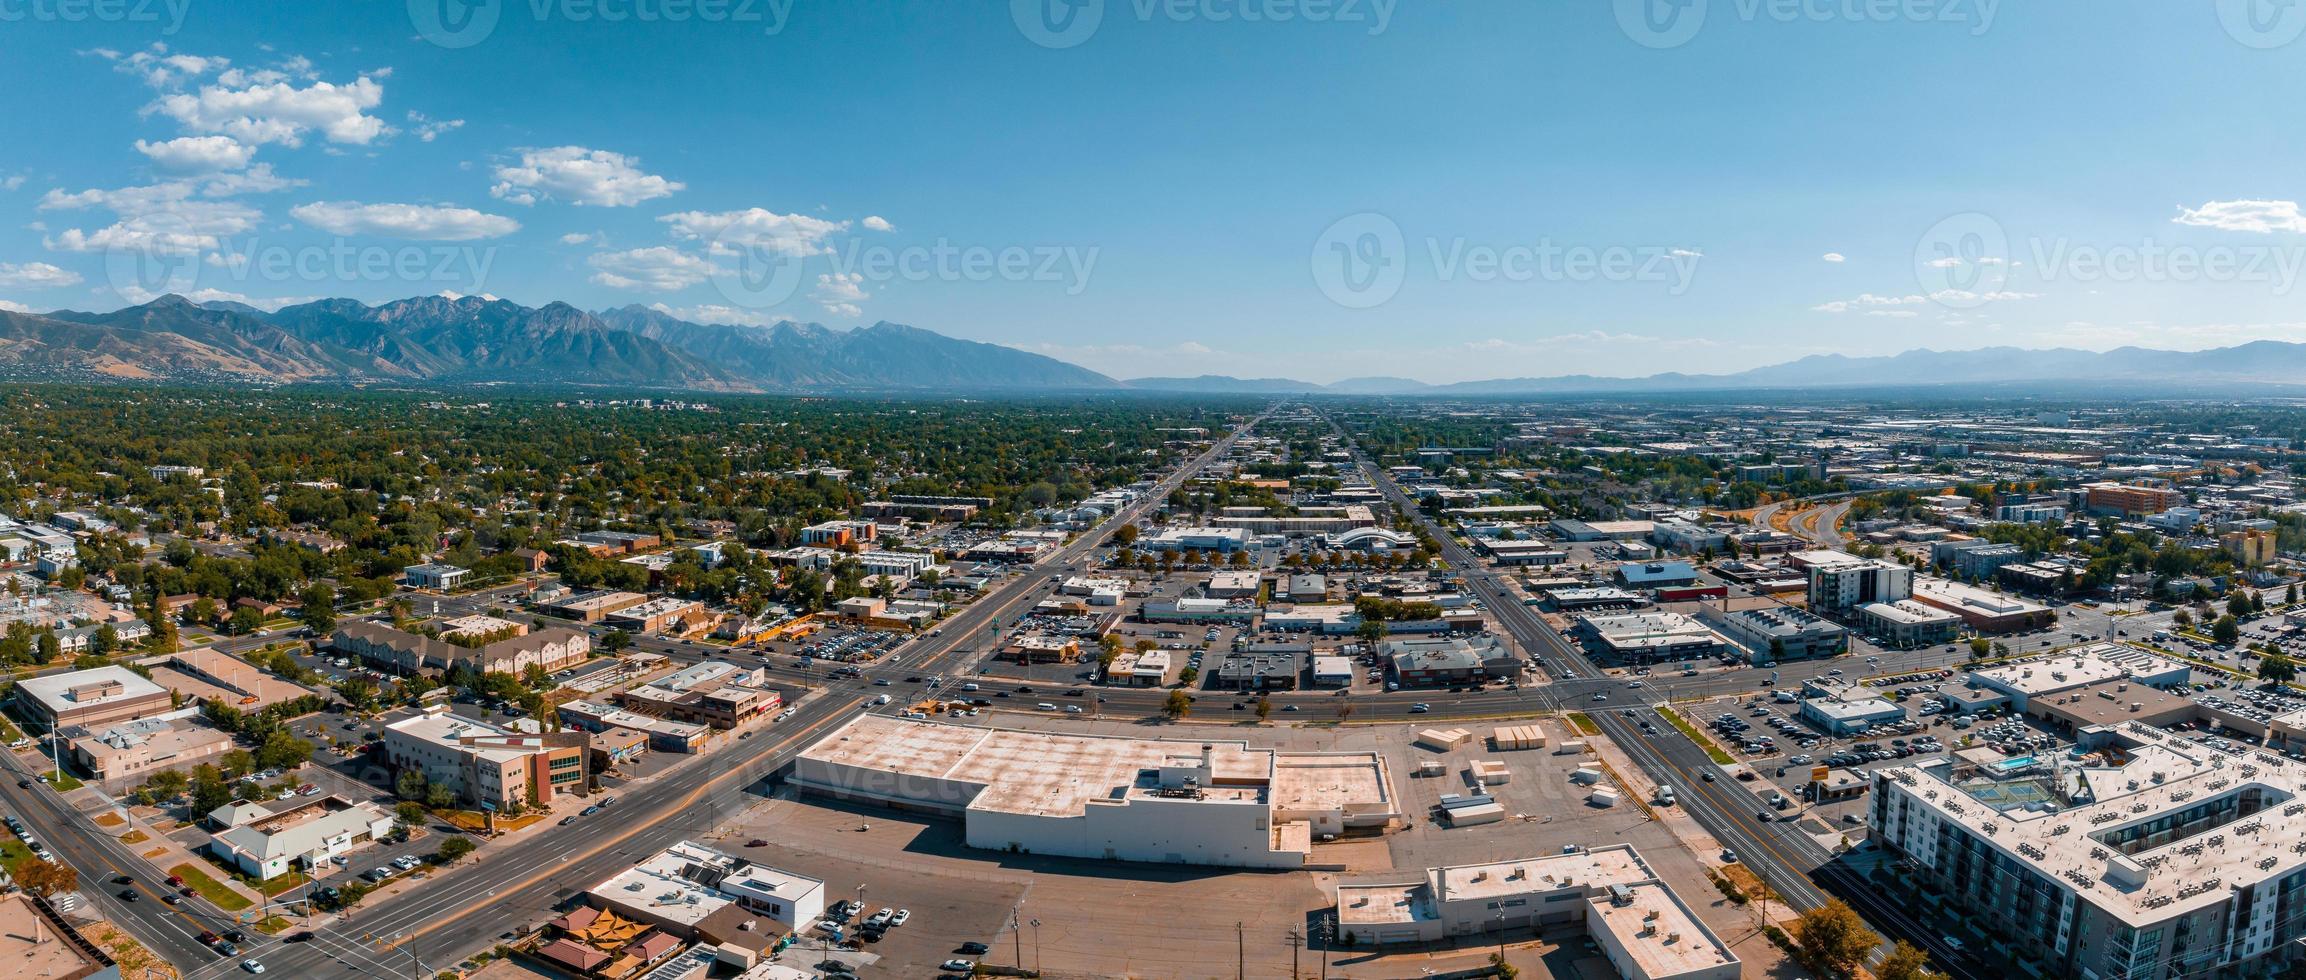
889,909 -> 910,927
242,960 -> 266,974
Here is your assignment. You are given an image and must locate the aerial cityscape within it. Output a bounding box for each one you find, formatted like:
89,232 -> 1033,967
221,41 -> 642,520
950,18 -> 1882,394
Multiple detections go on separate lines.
6,4 -> 2306,980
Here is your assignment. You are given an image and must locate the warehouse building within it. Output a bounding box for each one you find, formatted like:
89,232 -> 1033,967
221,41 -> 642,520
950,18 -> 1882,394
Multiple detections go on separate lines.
791,715 -> 1396,869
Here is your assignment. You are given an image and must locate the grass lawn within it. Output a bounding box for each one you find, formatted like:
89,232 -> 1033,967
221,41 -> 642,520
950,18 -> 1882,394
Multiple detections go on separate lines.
120,830 -> 149,845
42,770 -> 83,791
1,839 -> 31,864
252,915 -> 293,935
0,713 -> 21,742
1658,707 -> 1736,765
168,862 -> 252,911
257,873 -> 310,897
1566,712 -> 1602,736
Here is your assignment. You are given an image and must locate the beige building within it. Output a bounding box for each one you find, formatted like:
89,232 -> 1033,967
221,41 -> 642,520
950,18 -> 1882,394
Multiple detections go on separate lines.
66,717 -> 233,782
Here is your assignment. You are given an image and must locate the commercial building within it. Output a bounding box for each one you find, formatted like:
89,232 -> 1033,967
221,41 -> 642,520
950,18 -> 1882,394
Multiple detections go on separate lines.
1334,845 -> 1739,980
1871,721 -> 2306,980
1212,650 -> 1301,691
148,647 -> 314,713
1575,612 -> 1725,664
1212,505 -> 1377,537
557,699 -> 711,754
1263,604 -> 1362,635
1138,526 -> 1254,553
1857,600 -> 1964,648
1206,570 -> 1262,598
1698,603 -> 1847,661
15,665 -> 171,729
1996,497 -> 2068,523
605,597 -> 707,634
1475,538 -> 1569,566
791,715 -> 1397,869
1614,561 -> 1700,589
584,840 -> 825,942
1797,683 -> 1906,735
1387,635 -> 1512,686
402,563 -> 470,590
2084,481 -> 2186,517
861,495 -> 990,521
1911,577 -> 2055,633
64,717 -> 232,783
1804,553 -> 1913,612
1933,540 -> 2026,580
206,796 -> 395,880
1966,646 -> 2191,711
381,705 -> 589,810
543,590 -> 650,623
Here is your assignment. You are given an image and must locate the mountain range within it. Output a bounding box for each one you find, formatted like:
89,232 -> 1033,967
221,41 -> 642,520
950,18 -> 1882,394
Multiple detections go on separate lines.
0,294 -> 1115,392
12,294 -> 2306,395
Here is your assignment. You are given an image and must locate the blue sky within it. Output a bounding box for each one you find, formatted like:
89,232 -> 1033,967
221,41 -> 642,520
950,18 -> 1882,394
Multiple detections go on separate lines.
2,1 -> 2304,383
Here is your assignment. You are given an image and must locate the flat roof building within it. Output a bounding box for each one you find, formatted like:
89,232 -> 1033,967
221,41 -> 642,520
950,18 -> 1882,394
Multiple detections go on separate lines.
792,715 -> 1396,869
1575,612 -> 1724,664
16,665 -> 170,729
1856,600 -> 1964,649
1334,845 -> 1738,980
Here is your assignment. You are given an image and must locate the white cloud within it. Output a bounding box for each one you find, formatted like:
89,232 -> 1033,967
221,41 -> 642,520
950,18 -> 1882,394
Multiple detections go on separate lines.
0,299 -> 30,313
134,135 -> 254,172
491,147 -> 682,207
39,181 -> 265,256
1864,309 -> 1919,318
2173,199 -> 2306,234
559,232 -> 594,245
647,302 -> 784,327
0,176 -> 23,192
1668,248 -> 1702,258
406,111 -> 463,142
587,247 -> 713,291
288,201 -> 520,240
103,45 -> 228,88
1821,252 -> 1845,263
0,262 -> 83,289
149,71 -> 392,147
660,207 -> 848,256
861,215 -> 893,232
811,272 -> 869,315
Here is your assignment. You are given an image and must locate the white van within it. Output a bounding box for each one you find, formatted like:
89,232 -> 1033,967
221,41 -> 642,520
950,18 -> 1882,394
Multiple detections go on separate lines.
961,682 -> 980,692
872,694 -> 892,705
1036,702 -> 1059,711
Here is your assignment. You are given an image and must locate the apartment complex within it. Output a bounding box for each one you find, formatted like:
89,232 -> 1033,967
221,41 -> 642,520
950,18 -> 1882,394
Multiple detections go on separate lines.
1802,552 -> 1913,613
2084,481 -> 2186,517
333,620 -> 591,677
1871,720 -> 2306,979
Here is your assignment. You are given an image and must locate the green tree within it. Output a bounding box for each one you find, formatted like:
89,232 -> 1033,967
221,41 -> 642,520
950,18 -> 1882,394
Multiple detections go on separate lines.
601,630 -> 633,653
435,836 -> 477,864
143,768 -> 190,801
2214,614 -> 2241,646
1113,524 -> 1140,547
1875,940 -> 1933,980
189,765 -> 234,815
228,605 -> 263,636
34,631 -> 59,665
1163,689 -> 1191,719
424,783 -> 455,809
2262,653 -> 2299,686
219,748 -> 256,776
256,730 -> 313,771
1255,697 -> 1272,722
1968,637 -> 1991,660
8,857 -> 77,898
396,801 -> 428,828
396,768 -> 430,802
302,584 -> 337,634
1792,899 -> 1874,978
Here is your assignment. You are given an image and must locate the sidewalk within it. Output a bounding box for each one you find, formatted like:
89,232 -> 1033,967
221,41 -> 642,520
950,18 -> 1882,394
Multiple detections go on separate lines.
81,786 -> 268,910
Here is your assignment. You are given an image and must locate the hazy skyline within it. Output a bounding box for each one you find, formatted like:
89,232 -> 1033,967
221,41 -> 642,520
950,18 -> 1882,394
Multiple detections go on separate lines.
4,2 -> 2304,383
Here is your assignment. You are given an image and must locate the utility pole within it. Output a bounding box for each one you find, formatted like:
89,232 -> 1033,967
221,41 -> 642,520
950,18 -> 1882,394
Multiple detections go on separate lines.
1316,918 -> 1331,980
1010,905 -> 1024,970
1286,928 -> 1303,979
1237,920 -> 1245,980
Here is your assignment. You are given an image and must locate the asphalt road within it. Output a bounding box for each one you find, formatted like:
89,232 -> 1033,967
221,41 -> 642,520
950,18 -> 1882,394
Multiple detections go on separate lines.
1328,414 -> 1986,979
107,410 -> 1271,977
